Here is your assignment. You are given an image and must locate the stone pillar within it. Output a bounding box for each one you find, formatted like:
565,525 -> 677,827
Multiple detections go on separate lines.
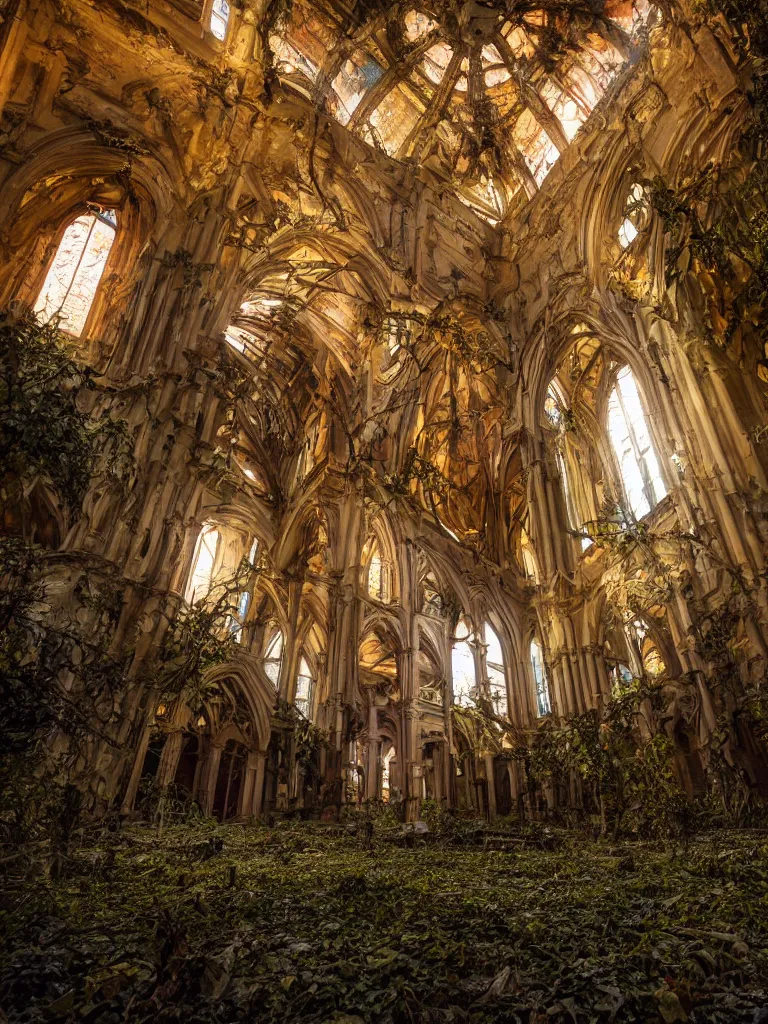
121,723 -> 151,814
365,700 -> 379,802
202,746 -> 222,817
250,751 -> 267,817
484,753 -> 497,820
156,730 -> 184,788
239,751 -> 259,817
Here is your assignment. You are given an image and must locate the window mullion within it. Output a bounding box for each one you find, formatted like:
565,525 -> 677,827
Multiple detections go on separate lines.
614,379 -> 655,513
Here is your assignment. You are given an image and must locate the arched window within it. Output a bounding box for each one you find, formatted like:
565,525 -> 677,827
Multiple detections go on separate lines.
264,629 -> 284,687
530,639 -> 551,717
295,656 -> 313,717
210,0 -> 230,40
367,546 -> 390,602
607,366 -> 667,518
186,525 -> 219,603
484,623 -> 507,716
34,209 -> 116,336
451,619 -> 476,707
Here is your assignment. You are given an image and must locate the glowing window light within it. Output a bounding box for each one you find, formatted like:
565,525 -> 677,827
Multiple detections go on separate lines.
485,623 -> 507,716
607,366 -> 667,518
295,656 -> 313,717
210,0 -> 229,40
34,211 -> 116,336
530,639 -> 551,716
186,526 -> 219,603
451,619 -> 476,707
264,629 -> 284,687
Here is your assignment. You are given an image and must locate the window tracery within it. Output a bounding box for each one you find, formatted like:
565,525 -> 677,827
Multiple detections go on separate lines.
269,1 -> 655,212
367,547 -> 391,603
484,623 -> 507,716
210,0 -> 229,40
34,209 -> 116,336
607,366 -> 667,518
295,656 -> 313,717
451,619 -> 476,707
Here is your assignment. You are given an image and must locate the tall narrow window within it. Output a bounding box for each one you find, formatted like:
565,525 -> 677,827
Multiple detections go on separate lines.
210,0 -> 230,40
295,656 -> 313,718
367,547 -> 389,602
484,623 -> 508,716
530,639 -> 551,717
34,210 -> 116,336
451,619 -> 476,707
186,526 -> 219,603
556,447 -> 591,551
607,366 -> 667,518
264,629 -> 284,687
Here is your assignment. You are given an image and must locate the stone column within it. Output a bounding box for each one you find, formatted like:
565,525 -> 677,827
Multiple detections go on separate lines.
250,751 -> 267,817
202,746 -> 222,817
484,753 -> 497,820
365,699 -> 379,802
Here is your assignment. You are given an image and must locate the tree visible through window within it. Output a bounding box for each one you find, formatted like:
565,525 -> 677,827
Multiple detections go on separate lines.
530,639 -> 551,717
34,210 -> 116,336
607,366 -> 667,518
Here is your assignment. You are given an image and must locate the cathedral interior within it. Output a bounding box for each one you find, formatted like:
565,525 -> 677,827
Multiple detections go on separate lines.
6,0 -> 768,1019
3,0 -> 768,830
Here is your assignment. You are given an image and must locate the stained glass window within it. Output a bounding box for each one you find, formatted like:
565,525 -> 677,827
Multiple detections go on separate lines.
530,639 -> 551,716
34,210 -> 116,336
607,366 -> 667,518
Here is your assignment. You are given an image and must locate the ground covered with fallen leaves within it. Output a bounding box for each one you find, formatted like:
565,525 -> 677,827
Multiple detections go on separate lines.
2,820 -> 768,1023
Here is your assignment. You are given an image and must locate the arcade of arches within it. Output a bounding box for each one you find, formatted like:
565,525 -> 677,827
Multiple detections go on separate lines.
3,0 -> 768,825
